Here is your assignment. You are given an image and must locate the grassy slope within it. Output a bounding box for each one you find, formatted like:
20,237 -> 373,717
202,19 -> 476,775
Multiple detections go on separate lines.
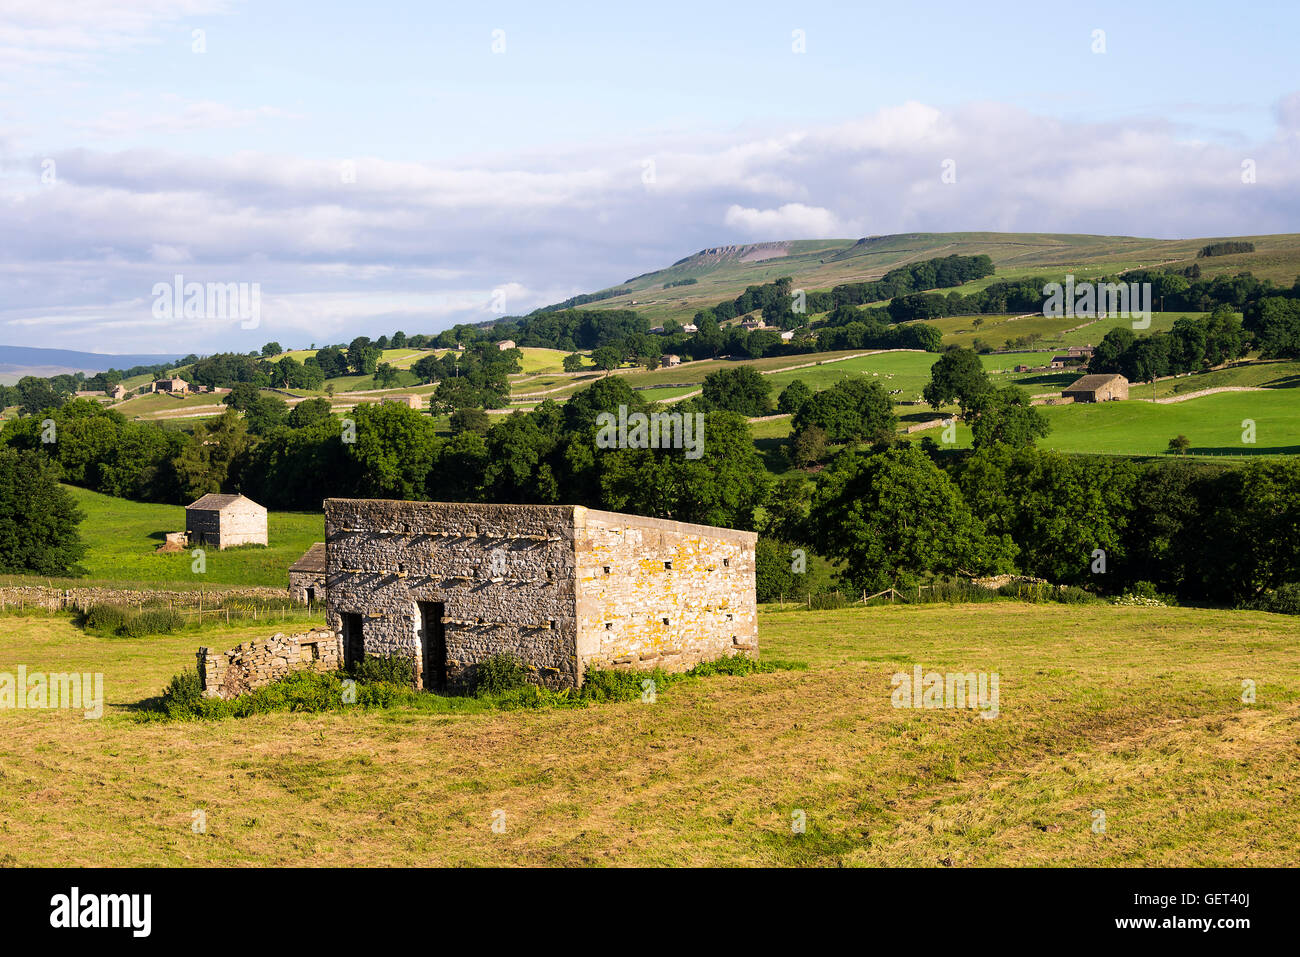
1,600 -> 1295,866
578,231 -> 1300,325
62,485 -> 323,588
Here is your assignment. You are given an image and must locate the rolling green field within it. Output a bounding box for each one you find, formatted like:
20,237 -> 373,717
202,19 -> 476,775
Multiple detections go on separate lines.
61,485 -> 323,588
1039,390 -> 1300,457
1,600 -> 1295,866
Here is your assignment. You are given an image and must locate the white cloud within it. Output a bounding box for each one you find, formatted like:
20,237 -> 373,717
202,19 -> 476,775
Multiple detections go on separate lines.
724,203 -> 856,239
1,93 -> 1299,352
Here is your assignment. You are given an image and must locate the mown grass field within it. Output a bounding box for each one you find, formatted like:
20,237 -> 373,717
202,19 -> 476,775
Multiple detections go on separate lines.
62,485 -> 323,588
1,601 -> 1295,866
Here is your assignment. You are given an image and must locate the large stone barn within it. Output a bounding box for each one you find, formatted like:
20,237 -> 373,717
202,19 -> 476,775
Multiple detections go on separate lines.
185,493 -> 268,549
1062,373 -> 1129,403
323,500 -> 757,690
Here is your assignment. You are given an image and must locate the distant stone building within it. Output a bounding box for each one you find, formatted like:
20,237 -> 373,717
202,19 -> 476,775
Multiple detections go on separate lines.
185,493 -> 268,549
324,500 -> 757,691
289,542 -> 327,603
109,384 -> 127,401
1062,373 -> 1129,403
663,354 -> 682,367
152,377 -> 189,394
497,340 -> 517,350
380,394 -> 422,409
681,323 -> 698,334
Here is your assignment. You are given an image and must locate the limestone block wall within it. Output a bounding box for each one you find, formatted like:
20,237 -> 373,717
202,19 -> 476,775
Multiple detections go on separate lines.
324,500 -> 581,689
572,508 -> 757,676
0,584 -> 288,612
216,501 -> 268,548
197,628 -> 341,699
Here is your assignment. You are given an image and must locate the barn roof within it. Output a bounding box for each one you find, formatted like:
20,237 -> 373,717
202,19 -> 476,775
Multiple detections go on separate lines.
289,542 -> 327,573
187,492 -> 258,511
1063,373 -> 1124,393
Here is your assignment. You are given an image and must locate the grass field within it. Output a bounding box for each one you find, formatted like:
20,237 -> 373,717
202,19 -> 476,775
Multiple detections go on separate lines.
1,600 -> 1296,866
1039,390 -> 1300,457
63,486 -> 323,587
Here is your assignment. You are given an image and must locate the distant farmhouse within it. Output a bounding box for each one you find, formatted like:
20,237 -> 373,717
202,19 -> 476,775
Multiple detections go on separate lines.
289,543 -> 327,603
324,500 -> 757,691
186,493 -> 268,549
496,340 -> 516,351
1063,373 -> 1129,403
152,376 -> 189,394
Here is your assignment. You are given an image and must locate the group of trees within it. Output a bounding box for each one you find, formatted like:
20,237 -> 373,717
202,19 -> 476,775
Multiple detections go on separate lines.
1087,307 -> 1250,380
830,254 -> 995,307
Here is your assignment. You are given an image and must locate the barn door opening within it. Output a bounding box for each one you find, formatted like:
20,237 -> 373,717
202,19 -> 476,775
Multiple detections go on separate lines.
340,612 -> 364,671
418,601 -> 447,691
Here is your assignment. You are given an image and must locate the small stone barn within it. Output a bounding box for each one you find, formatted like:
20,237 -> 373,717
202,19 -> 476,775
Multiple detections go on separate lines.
1062,373 -> 1129,403
323,500 -> 757,690
186,493 -> 268,549
289,542 -> 327,603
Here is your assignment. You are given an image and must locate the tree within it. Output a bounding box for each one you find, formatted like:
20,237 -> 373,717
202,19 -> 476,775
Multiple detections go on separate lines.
591,346 -> 623,374
261,342 -> 283,356
1167,435 -> 1191,455
373,362 -> 400,389
700,366 -> 773,416
450,407 -> 491,435
288,397 -> 334,429
345,402 -> 439,499
788,424 -> 828,467
777,379 -> 812,416
0,447 -> 87,575
222,382 -> 262,411
243,394 -> 290,435
968,386 -> 1050,450
562,352 -> 584,373
792,378 -> 896,445
411,353 -> 443,384
922,348 -> 990,413
810,445 -> 1014,593
170,410 -> 252,500
16,376 -> 65,417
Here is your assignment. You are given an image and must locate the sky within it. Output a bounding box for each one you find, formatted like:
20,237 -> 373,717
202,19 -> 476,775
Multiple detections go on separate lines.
1,0 -> 1298,355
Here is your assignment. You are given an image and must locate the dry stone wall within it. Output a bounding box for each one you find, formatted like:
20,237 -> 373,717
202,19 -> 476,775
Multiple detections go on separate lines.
198,628 -> 341,699
325,500 -> 581,689
0,584 -> 288,612
573,508 -> 757,676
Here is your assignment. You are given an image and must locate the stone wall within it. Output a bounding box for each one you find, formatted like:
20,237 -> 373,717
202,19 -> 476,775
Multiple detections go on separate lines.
197,627 -> 341,699
0,584 -> 289,612
324,500 -> 581,689
572,508 -> 757,677
288,570 -> 326,604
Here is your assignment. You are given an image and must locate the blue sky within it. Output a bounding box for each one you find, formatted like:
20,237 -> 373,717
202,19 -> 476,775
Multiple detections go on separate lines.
2,0 -> 1298,353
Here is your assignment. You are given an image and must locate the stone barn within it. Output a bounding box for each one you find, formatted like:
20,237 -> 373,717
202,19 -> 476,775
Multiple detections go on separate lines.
186,493 -> 268,549
323,500 -> 757,690
289,542 -> 327,603
1062,373 -> 1129,403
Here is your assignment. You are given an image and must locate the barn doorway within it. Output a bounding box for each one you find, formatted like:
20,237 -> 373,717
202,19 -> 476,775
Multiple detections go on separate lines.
340,612 -> 364,670
417,601 -> 447,691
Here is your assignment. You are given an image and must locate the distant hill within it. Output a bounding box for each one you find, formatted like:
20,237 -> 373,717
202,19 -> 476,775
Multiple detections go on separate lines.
0,345 -> 184,384
523,231 -> 1300,326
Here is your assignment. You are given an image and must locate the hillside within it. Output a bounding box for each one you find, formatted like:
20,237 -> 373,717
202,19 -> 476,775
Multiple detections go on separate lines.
545,231 -> 1300,326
